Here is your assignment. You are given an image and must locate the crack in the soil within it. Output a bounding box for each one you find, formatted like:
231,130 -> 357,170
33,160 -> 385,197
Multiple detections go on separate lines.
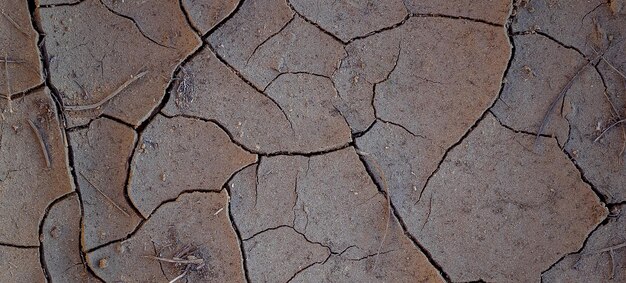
84,189 -> 225,254
36,191 -> 77,282
222,188 -> 253,283
63,128 -> 108,282
377,118 -> 429,140
205,44 -> 294,133
162,112 -> 353,157
354,145 -> 452,282
355,144 -> 448,277
97,0 -> 176,49
512,30 -> 587,58
371,40 -> 401,121
177,0 -> 201,36
411,13 -> 503,27
539,209 -> 610,280
488,110 -> 559,139
347,13 -> 410,43
38,0 -> 85,8
26,1 -> 104,281
0,82 -> 45,100
352,11 -> 515,281
246,14 -> 296,65
417,15 -> 515,212
285,0 -> 345,44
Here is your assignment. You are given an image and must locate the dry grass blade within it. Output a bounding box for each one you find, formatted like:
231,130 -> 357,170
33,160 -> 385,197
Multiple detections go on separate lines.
594,242 -> 626,254
594,119 -> 626,142
65,70 -> 147,111
536,39 -> 625,149
0,57 -> 24,64
1,9 -> 28,36
600,56 -> 626,80
535,53 -> 601,148
27,119 -> 51,168
144,256 -> 204,265
79,171 -> 131,217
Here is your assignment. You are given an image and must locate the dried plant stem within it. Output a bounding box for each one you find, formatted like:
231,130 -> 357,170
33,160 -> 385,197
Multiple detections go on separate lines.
79,171 -> 130,217
65,70 -> 147,111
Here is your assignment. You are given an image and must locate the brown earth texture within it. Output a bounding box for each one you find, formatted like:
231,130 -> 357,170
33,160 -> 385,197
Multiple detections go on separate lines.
0,0 -> 625,282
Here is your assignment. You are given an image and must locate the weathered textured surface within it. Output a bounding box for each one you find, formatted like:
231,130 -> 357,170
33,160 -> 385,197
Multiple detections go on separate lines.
208,0 -> 293,88
491,34 -> 575,145
512,0 -> 626,54
0,0 -> 43,97
374,17 -> 510,147
2,0 -> 622,281
229,148 -> 444,281
264,73 -> 352,151
243,226 -> 330,282
331,29 -> 399,133
41,194 -> 100,282
492,34 -> 626,203
543,204 -> 626,282
101,0 -> 199,49
405,0 -> 511,25
414,114 -> 607,282
0,89 -> 73,246
334,16 -> 511,135
39,0 -> 200,127
229,156 -> 304,239
242,15 -> 345,89
181,0 -> 238,35
563,65 -> 626,203
87,191 -> 245,283
0,246 -> 45,282
163,48 -> 351,154
356,120 -> 446,238
290,0 -> 408,42
69,117 -> 142,250
291,216 -> 445,283
129,115 -> 256,217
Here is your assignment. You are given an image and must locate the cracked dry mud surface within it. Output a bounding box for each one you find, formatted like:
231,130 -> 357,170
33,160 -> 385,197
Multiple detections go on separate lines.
0,0 -> 624,282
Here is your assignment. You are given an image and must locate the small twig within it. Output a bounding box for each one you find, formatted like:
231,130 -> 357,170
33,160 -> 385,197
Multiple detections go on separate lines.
213,207 -> 224,215
1,10 -> 29,36
65,70 -> 147,111
143,256 -> 204,265
27,119 -> 51,168
79,171 -> 130,217
594,119 -> 626,142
